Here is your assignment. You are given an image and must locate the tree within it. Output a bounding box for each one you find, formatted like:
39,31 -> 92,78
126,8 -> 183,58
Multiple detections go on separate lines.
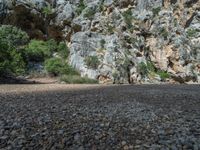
0,25 -> 29,76
0,25 -> 29,46
0,39 -> 25,76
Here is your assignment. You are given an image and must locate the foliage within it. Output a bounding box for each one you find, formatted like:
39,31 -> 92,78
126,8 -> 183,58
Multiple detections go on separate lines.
186,28 -> 199,37
76,0 -> 86,15
60,75 -> 98,84
157,70 -> 170,80
152,7 -> 161,17
174,19 -> 178,27
25,39 -> 57,61
147,61 -> 156,73
0,25 -> 29,46
99,0 -> 105,12
160,27 -> 168,39
45,58 -> 79,76
0,25 -> 28,76
57,41 -> 70,59
100,39 -> 106,48
47,39 -> 57,52
44,58 -> 64,76
0,25 -> 73,78
26,39 -> 74,76
0,39 -> 25,76
83,8 -> 96,19
122,9 -> 133,29
106,23 -> 115,34
84,56 -> 100,69
137,61 -> 170,80
42,4 -> 53,16
137,62 -> 148,77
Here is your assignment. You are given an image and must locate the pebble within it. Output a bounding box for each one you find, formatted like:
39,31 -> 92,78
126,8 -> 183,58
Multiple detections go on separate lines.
122,141 -> 127,146
0,85 -> 199,149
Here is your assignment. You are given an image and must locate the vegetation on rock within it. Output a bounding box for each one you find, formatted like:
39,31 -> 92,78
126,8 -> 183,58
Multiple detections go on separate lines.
45,58 -> 79,76
0,25 -> 29,46
0,25 -> 28,76
0,39 -> 25,76
76,0 -> 86,15
60,75 -> 98,84
0,25 -> 79,80
138,61 -> 170,81
84,56 -> 100,69
1,0 -> 200,84
122,9 -> 134,29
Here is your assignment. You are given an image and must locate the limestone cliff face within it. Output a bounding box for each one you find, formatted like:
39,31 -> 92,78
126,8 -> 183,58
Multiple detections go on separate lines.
0,0 -> 200,83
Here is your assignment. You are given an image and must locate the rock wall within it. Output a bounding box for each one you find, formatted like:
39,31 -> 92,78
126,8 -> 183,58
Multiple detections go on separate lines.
0,0 -> 200,83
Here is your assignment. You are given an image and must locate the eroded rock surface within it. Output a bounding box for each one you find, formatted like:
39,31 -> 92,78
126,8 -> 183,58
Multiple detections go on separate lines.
0,84 -> 200,149
0,0 -> 200,83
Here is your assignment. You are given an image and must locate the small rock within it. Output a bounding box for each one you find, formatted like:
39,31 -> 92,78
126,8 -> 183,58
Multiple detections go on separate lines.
74,133 -> 80,141
122,141 -> 127,146
123,145 -> 129,150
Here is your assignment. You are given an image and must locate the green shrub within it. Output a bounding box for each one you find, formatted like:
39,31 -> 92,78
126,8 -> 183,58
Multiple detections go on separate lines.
25,39 -> 57,61
47,39 -> 57,52
83,8 -> 96,19
186,28 -> 199,37
0,39 -> 25,76
25,40 -> 47,61
152,7 -> 161,17
42,4 -> 54,16
44,58 -> 63,76
160,27 -> 168,39
100,39 -> 106,48
62,65 -> 80,76
107,24 -> 115,34
157,70 -> 170,80
147,61 -> 156,72
84,56 -> 100,69
76,0 -> 86,15
25,39 -> 69,62
45,58 -> 79,76
57,41 -> 70,59
122,9 -> 133,29
99,0 -> 104,12
60,75 -> 98,84
174,19 -> 178,27
0,25 -> 28,76
137,62 -> 148,77
0,25 -> 29,46
137,61 -> 170,80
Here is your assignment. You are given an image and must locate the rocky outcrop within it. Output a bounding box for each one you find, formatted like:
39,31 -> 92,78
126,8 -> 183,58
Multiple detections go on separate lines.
0,0 -> 200,84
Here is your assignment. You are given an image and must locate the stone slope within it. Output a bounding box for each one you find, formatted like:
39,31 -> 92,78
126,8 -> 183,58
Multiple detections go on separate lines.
0,0 -> 200,84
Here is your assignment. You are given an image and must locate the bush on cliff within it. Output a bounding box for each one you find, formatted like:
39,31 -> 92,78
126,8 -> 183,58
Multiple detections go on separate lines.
0,25 -> 28,76
0,25 -> 29,46
0,39 -> 25,76
84,56 -> 100,69
60,75 -> 98,84
44,58 -> 79,76
25,39 -> 57,62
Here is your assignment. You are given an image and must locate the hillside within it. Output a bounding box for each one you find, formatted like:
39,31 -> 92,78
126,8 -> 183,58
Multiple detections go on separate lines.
0,0 -> 200,84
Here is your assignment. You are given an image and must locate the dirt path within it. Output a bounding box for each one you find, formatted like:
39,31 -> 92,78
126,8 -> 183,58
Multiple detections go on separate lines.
0,84 -> 200,149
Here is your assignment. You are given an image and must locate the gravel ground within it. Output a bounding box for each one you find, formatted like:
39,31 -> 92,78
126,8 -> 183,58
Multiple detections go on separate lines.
0,84 -> 200,150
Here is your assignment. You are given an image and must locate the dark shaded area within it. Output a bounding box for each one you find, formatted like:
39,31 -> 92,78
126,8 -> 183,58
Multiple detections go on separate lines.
0,77 -> 37,84
1,3 -> 63,41
184,0 -> 199,7
184,12 -> 197,29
